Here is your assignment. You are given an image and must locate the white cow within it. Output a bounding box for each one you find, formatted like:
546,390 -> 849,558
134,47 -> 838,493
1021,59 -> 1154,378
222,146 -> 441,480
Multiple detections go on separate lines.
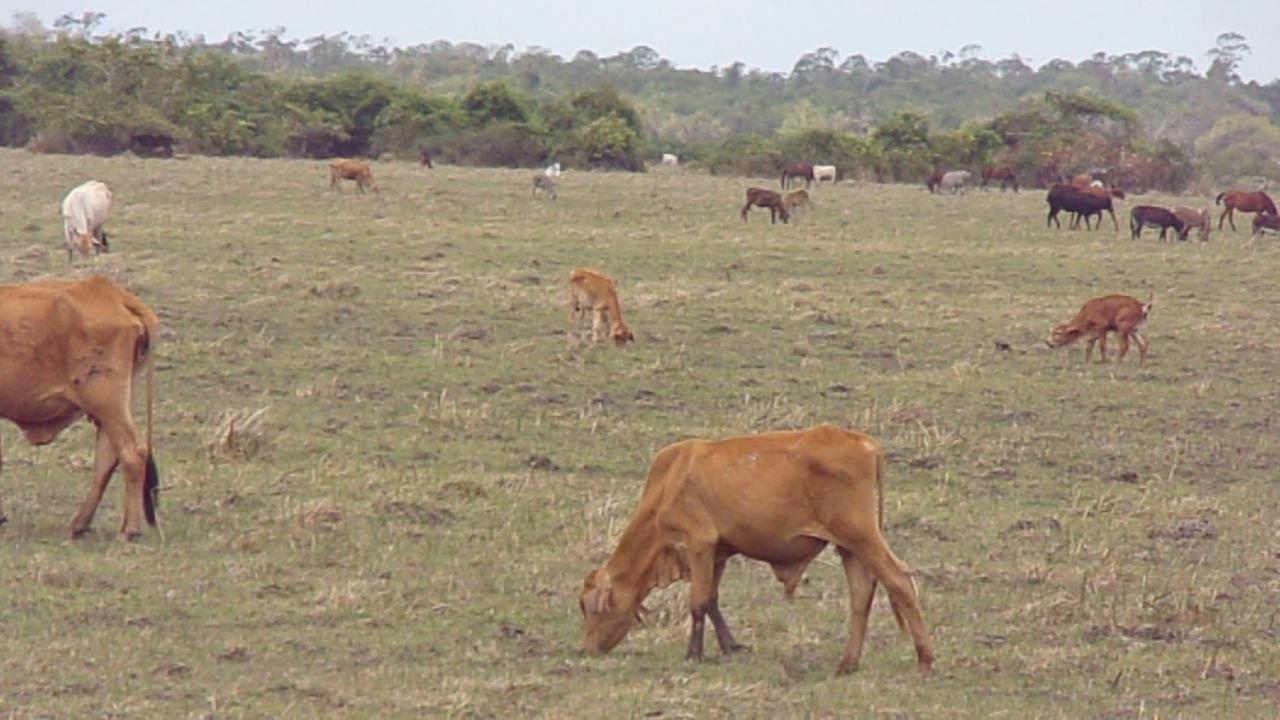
661,153 -> 678,167
939,170 -> 971,195
813,165 -> 837,184
61,180 -> 112,261
545,162 -> 562,178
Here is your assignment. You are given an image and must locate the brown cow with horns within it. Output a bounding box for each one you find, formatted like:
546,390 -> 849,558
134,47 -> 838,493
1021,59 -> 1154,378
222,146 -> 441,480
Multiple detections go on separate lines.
0,276 -> 160,539
580,425 -> 935,676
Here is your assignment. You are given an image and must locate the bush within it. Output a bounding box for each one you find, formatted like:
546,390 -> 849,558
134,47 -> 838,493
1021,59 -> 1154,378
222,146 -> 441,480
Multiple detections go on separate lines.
704,134 -> 783,177
425,122 -> 547,167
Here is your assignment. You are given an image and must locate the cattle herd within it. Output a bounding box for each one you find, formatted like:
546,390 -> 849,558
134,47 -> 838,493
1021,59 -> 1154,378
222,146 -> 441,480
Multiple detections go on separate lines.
0,154 -> 1276,679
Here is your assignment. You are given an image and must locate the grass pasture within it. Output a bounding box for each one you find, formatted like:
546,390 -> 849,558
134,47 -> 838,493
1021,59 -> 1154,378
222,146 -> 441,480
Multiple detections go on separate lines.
1,149 -> 1278,718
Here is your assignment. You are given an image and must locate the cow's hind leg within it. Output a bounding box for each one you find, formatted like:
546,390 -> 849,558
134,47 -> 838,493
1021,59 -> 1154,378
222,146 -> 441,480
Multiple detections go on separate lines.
69,424 -> 119,537
707,558 -> 745,654
835,547 -> 877,675
1133,330 -> 1149,364
1116,331 -> 1131,362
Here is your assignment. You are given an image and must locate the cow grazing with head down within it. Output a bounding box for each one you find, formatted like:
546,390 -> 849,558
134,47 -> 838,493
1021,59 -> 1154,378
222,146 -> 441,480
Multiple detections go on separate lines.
780,163 -> 814,190
741,187 -> 789,224
1251,212 -> 1280,244
0,276 -> 161,539
329,159 -> 379,194
580,424 -> 935,676
567,268 -> 634,347
61,180 -> 112,261
418,148 -> 433,168
1173,206 -> 1211,242
1130,206 -> 1185,242
939,170 -> 971,194
1047,294 -> 1151,364
661,153 -> 679,167
782,189 -> 813,215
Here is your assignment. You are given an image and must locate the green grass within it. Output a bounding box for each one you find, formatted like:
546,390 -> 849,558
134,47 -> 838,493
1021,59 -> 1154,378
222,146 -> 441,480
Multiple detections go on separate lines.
1,149 -> 1278,717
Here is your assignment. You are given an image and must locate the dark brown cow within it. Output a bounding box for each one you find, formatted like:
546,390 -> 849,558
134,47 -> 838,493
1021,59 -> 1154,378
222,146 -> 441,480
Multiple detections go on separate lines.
1047,184 -> 1119,231
1216,191 -> 1278,231
980,166 -> 1018,192
1130,206 -> 1185,242
780,163 -> 814,190
0,277 -> 160,539
925,170 -> 945,193
418,148 -> 434,168
741,187 -> 790,224
1251,212 -> 1280,244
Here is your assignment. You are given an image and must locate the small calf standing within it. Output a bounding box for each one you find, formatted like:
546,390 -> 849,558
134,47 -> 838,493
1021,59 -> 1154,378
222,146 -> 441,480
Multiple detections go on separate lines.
783,189 -> 813,215
567,268 -> 633,347
1252,212 -> 1280,244
329,159 -> 379,194
532,175 -> 558,199
1047,294 -> 1151,364
741,187 -> 789,224
1130,205 -> 1185,242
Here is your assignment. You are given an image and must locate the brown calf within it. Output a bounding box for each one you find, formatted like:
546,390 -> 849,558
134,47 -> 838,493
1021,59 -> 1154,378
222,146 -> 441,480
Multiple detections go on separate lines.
1047,294 -> 1151,364
1173,206 -> 1211,242
328,159 -> 379,194
567,268 -> 634,347
782,189 -> 813,214
580,425 -> 935,675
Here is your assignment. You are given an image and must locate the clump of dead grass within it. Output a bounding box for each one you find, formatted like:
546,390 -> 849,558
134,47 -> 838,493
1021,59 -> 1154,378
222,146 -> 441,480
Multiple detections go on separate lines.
205,406 -> 275,459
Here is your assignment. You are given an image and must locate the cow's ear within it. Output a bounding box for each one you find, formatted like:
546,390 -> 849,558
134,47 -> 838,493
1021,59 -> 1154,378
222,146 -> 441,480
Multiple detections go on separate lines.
585,586 -> 613,614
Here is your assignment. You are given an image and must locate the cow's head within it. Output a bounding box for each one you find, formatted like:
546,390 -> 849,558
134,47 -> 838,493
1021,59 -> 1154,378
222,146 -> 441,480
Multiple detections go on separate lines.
580,568 -> 639,654
611,323 -> 635,348
1046,323 -> 1083,348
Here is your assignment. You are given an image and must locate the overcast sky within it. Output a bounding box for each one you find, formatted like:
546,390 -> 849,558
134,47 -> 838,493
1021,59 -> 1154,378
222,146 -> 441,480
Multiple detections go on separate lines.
5,1 -> 1277,82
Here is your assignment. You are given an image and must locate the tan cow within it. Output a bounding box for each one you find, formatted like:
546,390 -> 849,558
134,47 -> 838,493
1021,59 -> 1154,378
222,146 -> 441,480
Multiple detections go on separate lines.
782,189 -> 813,215
0,276 -> 160,539
328,159 -> 379,194
1047,294 -> 1151,364
580,425 -> 935,675
1173,206 -> 1211,242
567,268 -> 633,347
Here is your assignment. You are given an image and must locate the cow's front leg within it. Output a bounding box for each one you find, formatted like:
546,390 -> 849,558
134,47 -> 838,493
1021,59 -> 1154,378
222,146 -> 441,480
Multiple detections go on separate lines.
685,544 -> 716,661
0,433 -> 6,526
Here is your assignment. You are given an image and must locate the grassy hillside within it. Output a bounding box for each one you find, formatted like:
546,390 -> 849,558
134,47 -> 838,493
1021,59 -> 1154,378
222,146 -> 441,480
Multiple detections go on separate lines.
0,151 -> 1277,717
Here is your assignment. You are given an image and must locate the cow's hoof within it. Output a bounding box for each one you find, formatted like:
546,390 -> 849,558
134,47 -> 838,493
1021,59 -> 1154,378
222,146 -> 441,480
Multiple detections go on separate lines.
724,643 -> 749,655
69,525 -> 92,539
834,661 -> 858,676
119,530 -> 141,542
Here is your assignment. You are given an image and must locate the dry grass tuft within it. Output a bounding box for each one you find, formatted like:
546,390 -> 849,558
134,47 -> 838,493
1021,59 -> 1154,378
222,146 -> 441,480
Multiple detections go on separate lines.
205,406 -> 275,459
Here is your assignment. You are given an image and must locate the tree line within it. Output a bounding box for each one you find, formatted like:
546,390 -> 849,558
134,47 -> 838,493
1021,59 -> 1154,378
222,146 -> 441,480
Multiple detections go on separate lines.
2,14 -> 1277,190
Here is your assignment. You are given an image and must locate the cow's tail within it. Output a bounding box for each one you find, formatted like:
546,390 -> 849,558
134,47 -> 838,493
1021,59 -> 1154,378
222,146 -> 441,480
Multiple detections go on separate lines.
1142,293 -> 1154,318
1215,192 -> 1226,206
123,291 -> 161,528
875,449 -> 885,533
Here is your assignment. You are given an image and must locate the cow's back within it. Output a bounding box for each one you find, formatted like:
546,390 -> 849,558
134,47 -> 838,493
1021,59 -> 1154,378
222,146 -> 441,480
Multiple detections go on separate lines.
653,426 -> 881,550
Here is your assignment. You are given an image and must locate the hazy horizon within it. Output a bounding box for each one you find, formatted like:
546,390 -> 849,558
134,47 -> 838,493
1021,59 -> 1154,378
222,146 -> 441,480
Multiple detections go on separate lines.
4,1 -> 1277,82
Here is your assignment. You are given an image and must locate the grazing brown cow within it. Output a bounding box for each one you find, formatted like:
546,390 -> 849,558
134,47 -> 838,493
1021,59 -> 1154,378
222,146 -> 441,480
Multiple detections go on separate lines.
418,148 -> 433,168
0,277 -> 160,539
579,425 -> 935,675
1216,191 -> 1277,231
1130,206 -> 1185,242
741,187 -> 789,224
328,159 -> 379,194
780,163 -> 814,189
782,189 -> 813,214
1173,206 -> 1211,242
1251,212 -> 1280,244
980,165 -> 1018,192
567,268 -> 634,347
1047,294 -> 1151,364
